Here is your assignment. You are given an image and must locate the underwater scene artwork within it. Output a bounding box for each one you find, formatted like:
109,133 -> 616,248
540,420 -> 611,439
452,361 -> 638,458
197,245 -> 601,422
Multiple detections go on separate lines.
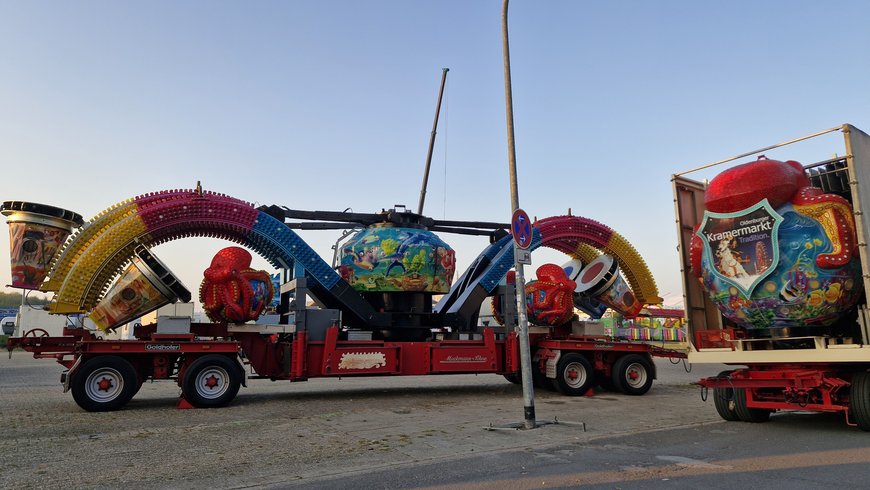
338,227 -> 455,293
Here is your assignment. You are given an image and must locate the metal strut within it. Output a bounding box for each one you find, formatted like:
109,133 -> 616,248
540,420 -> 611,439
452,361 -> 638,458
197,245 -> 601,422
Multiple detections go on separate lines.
418,67 -> 450,215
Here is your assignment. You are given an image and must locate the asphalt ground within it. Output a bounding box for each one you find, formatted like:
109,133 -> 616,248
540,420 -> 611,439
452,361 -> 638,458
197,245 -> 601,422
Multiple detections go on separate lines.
2,351 -> 741,489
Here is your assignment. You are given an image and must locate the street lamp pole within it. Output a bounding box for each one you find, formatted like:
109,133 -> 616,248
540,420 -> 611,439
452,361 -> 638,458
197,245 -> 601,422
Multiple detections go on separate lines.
502,0 -> 536,430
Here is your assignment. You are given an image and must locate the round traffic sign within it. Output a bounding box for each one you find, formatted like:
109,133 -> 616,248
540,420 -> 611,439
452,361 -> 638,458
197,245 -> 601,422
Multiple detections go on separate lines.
511,209 -> 532,249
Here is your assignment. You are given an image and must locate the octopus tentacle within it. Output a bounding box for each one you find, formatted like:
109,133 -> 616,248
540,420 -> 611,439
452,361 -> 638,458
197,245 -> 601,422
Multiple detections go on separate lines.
222,280 -> 247,323
525,264 -> 577,325
792,187 -> 857,269
200,247 -> 275,323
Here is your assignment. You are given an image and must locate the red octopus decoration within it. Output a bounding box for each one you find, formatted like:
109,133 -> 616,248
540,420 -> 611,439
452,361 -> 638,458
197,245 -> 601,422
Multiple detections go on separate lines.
690,156 -> 857,277
200,247 -> 274,323
525,264 -> 577,326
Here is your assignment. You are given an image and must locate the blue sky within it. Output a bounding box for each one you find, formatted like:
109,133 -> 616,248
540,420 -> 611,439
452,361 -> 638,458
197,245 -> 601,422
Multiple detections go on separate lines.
2,1 -> 869,309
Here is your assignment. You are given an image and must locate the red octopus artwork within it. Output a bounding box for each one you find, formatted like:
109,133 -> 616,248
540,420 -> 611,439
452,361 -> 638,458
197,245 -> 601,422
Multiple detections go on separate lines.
200,246 -> 274,323
690,156 -> 857,276
525,264 -> 577,326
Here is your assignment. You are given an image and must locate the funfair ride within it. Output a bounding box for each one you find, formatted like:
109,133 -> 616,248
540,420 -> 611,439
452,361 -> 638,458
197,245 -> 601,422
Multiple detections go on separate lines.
3,188 -> 682,412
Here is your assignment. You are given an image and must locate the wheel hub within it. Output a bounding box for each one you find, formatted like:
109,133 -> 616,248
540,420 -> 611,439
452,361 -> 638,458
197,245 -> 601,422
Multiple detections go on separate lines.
194,366 -> 231,400
624,363 -> 647,387
83,366 -> 126,403
97,377 -> 114,392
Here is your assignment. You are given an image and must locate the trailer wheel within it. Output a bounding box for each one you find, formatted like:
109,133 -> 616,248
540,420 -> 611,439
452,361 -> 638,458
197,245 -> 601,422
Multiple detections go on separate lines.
182,355 -> 242,408
850,370 -> 870,431
554,353 -> 593,396
712,371 -> 740,422
133,380 -> 144,397
503,371 -> 550,389
611,354 -> 654,396
503,369 -> 552,390
71,356 -> 138,412
733,387 -> 771,423
532,364 -> 556,391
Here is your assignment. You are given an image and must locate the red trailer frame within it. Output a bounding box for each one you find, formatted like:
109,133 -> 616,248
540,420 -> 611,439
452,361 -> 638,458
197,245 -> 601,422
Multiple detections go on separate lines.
9,322 -> 686,411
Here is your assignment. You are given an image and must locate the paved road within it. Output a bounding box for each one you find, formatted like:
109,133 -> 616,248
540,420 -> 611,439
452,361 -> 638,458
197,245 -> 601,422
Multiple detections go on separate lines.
308,412 -> 870,489
1,351 -> 866,489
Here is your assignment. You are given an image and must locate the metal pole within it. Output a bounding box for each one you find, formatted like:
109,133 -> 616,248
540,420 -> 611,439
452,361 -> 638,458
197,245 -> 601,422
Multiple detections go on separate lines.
417,68 -> 450,215
673,125 -> 842,177
502,0 -> 536,430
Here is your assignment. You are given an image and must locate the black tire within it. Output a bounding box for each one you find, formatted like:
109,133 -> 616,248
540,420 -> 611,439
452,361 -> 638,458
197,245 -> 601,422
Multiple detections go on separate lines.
132,380 -> 144,397
553,353 -> 593,396
70,356 -> 139,412
503,366 -> 553,390
611,354 -> 654,396
733,387 -> 772,423
182,355 -> 242,408
532,362 -> 556,391
712,371 -> 740,422
850,370 -> 870,431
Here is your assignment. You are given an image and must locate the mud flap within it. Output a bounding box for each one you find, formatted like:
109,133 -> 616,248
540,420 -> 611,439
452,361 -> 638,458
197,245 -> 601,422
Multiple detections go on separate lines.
61,356 -> 84,393
544,351 -> 560,380
532,349 -> 562,379
235,354 -> 248,387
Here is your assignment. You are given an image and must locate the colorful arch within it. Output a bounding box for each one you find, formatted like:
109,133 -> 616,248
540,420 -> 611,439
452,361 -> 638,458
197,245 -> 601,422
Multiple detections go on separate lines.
474,216 -> 661,306
44,189 -> 341,314
42,190 -> 661,315
569,242 -> 602,267
533,215 -> 662,305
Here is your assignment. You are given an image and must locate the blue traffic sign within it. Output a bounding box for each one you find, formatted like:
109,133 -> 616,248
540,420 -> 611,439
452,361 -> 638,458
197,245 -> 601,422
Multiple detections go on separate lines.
511,209 -> 532,249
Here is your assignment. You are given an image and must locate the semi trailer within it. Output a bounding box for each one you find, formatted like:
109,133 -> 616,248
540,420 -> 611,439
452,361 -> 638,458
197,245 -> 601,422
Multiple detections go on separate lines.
673,123 -> 870,430
4,195 -> 684,412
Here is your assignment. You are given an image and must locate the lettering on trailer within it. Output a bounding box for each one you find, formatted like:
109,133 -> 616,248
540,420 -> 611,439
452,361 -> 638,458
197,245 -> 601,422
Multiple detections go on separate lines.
144,344 -> 181,351
338,352 -> 387,370
442,355 -> 489,364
